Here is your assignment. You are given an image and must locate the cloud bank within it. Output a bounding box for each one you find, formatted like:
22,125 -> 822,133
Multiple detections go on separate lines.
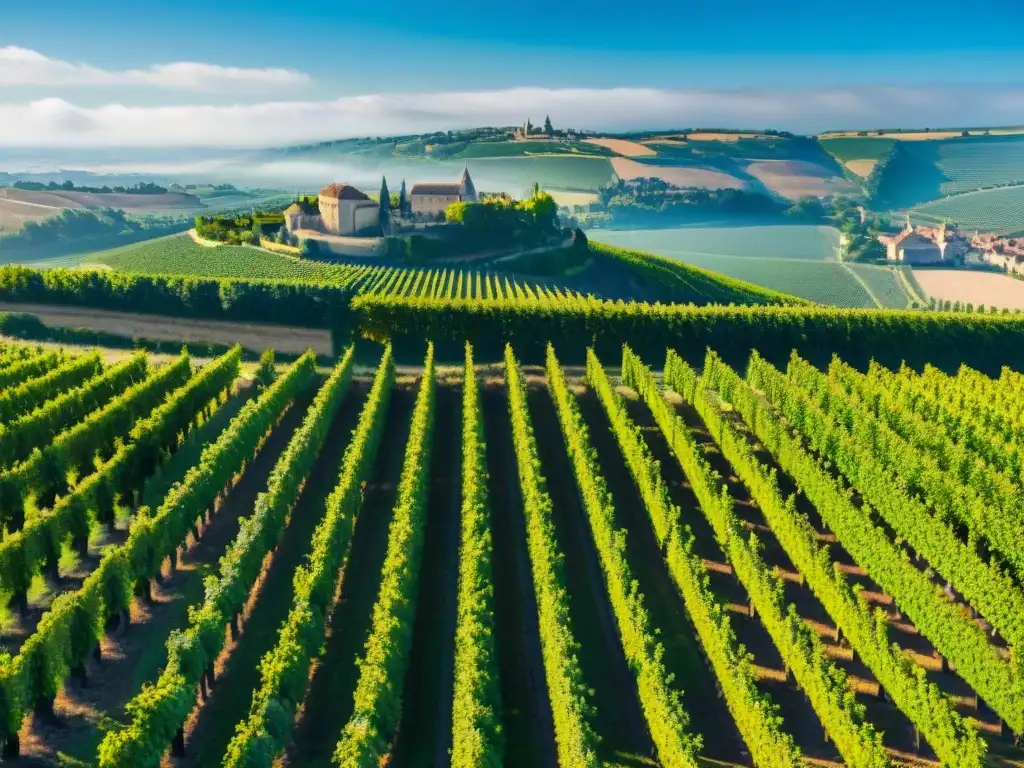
0,85 -> 1023,147
0,47 -> 311,91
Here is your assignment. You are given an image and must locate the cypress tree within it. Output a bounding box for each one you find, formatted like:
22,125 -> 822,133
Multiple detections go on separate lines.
379,176 -> 391,234
399,179 -> 408,215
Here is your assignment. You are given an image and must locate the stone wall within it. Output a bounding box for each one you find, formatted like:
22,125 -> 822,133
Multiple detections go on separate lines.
319,198 -> 341,234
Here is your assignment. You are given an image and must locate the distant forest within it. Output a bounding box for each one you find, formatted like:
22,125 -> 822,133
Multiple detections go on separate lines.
8,180 -> 172,195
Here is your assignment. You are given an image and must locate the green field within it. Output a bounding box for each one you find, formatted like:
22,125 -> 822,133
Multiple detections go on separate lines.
591,225 -> 842,261
677,255 -> 875,307
83,234 -> 359,283
910,185 -> 1024,233
453,141 -> 610,159
466,156 -> 615,193
874,135 -> 1024,208
818,137 -> 897,162
929,136 -> 1024,194
846,263 -> 915,308
590,225 -> 875,306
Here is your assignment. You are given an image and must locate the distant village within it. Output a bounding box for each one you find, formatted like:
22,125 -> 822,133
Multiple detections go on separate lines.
880,216 -> 1024,275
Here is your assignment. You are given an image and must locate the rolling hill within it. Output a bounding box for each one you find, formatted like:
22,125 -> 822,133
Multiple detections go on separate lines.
0,187 -> 203,231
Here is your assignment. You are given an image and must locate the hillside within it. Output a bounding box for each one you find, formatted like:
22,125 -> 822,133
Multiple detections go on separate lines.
0,187 -> 204,232
592,225 -> 925,308
73,232 -> 803,307
264,128 -> 854,202
819,131 -> 1024,220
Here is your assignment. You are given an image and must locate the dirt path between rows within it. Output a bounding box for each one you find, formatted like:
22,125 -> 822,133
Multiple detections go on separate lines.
177,380 -> 370,767
621,391 -> 843,764
527,382 -> 656,766
390,382 -> 462,768
15,389 -> 311,766
482,379 -> 558,768
0,302 -> 333,356
575,388 -> 751,766
284,384 -> 417,768
660,392 -> 929,760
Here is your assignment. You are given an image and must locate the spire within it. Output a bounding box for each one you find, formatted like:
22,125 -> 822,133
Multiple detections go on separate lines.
461,164 -> 477,201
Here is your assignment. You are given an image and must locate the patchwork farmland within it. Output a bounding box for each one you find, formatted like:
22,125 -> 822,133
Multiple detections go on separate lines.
3,333 -> 1024,768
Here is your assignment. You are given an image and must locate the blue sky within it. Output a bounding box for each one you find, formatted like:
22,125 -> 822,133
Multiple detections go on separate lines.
1,0 -> 1023,146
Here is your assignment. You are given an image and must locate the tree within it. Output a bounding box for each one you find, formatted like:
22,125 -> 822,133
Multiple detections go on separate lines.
785,196 -> 827,222
378,177 -> 391,234
255,349 -> 277,390
572,228 -> 588,251
300,238 -> 320,258
521,189 -> 558,231
544,115 -> 553,134
399,179 -> 409,215
860,239 -> 886,261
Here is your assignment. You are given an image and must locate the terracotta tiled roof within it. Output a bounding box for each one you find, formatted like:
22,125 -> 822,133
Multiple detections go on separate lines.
319,183 -> 370,201
410,182 -> 463,196
284,203 -> 303,214
890,229 -> 921,247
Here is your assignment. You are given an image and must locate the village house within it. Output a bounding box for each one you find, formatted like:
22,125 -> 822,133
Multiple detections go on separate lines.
284,183 -> 378,237
880,218 -> 969,264
409,166 -> 478,217
972,232 -> 1024,275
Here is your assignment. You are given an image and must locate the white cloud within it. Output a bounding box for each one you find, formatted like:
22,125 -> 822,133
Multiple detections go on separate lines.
0,46 -> 310,91
0,85 -> 1022,147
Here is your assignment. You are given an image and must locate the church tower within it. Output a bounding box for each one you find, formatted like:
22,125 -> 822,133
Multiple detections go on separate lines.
461,164 -> 478,202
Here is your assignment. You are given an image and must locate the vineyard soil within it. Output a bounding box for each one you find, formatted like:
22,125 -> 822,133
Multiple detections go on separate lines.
619,390 -> 843,763
660,391 -> 929,760
573,388 -> 751,766
284,384 -> 417,768
180,381 -> 370,766
0,302 -> 333,356
481,378 -> 559,768
526,381 -> 655,766
390,379 -> 462,767
15,385 -> 311,765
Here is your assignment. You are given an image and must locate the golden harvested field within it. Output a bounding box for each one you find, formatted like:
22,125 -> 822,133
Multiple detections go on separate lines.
745,160 -> 859,200
912,269 -> 1024,310
0,187 -> 207,232
0,200 -> 61,231
844,159 -> 877,177
0,301 -> 333,354
610,157 -> 747,189
583,138 -> 657,156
